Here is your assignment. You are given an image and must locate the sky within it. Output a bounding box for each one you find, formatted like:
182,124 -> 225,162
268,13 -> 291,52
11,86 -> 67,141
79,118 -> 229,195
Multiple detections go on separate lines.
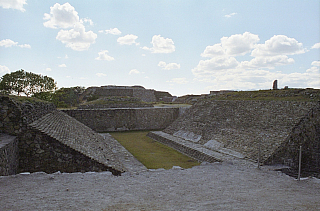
0,0 -> 319,96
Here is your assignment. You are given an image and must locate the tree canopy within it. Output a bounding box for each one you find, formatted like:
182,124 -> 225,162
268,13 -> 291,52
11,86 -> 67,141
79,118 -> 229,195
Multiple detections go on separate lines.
0,69 -> 57,96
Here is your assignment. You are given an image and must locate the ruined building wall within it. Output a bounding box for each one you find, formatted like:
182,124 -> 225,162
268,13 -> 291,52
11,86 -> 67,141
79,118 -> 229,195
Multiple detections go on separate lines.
62,108 -> 180,132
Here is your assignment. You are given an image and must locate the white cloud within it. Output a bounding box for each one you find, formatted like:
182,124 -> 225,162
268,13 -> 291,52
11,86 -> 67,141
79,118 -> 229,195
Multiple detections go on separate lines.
100,28 -> 121,35
46,68 -> 52,71
192,56 -> 239,78
167,78 -> 188,84
221,32 -> 260,56
193,32 -> 319,90
44,3 -> 96,51
18,44 -> 31,48
251,35 -> 305,57
59,64 -> 67,67
117,34 -> 139,45
0,0 -> 27,12
311,61 -> 320,66
95,50 -> 115,61
43,3 -> 79,29
311,43 -> 320,49
96,73 -> 107,77
0,39 -> 18,47
240,55 -> 294,69
80,18 -> 93,26
143,35 -> 175,53
0,65 -> 10,74
129,69 -> 140,75
201,44 -> 225,58
56,22 -> 97,51
201,32 -> 259,57
158,61 -> 180,70
224,12 -> 237,18
0,39 -> 30,48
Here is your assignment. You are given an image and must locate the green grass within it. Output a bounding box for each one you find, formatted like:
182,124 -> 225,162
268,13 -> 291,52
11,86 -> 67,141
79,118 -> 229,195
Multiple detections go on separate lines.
110,131 -> 200,170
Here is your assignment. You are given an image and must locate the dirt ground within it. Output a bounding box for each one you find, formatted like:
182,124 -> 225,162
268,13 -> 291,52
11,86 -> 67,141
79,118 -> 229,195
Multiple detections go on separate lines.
1,162 -> 320,211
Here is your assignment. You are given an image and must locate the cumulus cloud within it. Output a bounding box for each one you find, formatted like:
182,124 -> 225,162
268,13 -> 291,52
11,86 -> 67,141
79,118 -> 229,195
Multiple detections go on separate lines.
201,32 -> 259,57
0,65 -> 10,74
44,3 -> 97,51
224,12 -> 237,18
56,22 -> 97,51
192,56 -> 239,78
311,43 -> 320,49
192,32 -> 318,90
221,32 -> 260,56
129,69 -> 140,75
143,35 -> 175,53
59,64 -> 67,67
117,34 -> 139,45
0,39 -> 30,48
251,35 -> 305,57
0,39 -> 17,47
96,73 -> 107,77
100,28 -> 121,35
0,0 -> 27,12
201,44 -> 225,58
43,3 -> 79,29
158,61 -> 180,70
240,55 -> 294,69
167,78 -> 188,84
311,61 -> 320,66
95,50 -> 115,61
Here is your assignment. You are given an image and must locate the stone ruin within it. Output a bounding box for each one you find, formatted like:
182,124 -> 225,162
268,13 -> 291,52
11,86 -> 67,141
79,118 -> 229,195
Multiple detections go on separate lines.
148,100 -> 320,175
1,88 -> 320,177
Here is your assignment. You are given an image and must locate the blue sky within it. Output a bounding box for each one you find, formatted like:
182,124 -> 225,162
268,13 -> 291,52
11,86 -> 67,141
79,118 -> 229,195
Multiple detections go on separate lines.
1,0 -> 319,96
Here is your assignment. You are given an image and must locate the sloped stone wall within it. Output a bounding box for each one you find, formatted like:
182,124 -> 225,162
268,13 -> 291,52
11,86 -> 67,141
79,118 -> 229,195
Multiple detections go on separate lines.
164,100 -> 319,164
62,108 -> 180,132
266,104 -> 320,173
18,129 -> 119,175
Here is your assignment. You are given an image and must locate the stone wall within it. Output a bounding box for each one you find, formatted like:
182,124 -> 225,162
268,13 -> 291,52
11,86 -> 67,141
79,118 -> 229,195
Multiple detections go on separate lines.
265,104 -> 320,173
0,134 -> 19,176
18,128 -> 118,174
62,107 -> 180,132
163,100 -> 319,168
0,96 -> 56,136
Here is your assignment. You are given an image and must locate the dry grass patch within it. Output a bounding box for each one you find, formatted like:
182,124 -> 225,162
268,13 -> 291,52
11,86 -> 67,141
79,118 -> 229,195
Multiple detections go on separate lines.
110,131 -> 199,169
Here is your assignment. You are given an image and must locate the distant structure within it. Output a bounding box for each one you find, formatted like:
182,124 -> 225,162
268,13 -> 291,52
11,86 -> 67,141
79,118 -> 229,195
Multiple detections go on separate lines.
80,85 -> 174,103
273,80 -> 278,90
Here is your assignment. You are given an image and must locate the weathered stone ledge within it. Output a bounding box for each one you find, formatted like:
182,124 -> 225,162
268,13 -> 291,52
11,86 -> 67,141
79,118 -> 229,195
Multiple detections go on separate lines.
147,131 -> 252,163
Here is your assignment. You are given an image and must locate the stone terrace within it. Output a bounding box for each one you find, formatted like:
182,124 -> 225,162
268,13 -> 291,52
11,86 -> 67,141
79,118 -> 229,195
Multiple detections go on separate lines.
29,110 -> 125,173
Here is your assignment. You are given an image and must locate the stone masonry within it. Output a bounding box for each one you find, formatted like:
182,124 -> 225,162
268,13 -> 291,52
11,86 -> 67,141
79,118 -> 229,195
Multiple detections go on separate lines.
62,107 -> 180,132
148,100 -> 320,174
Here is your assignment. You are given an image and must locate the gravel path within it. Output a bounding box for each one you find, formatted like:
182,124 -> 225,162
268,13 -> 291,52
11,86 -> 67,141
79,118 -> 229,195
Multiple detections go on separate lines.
1,162 -> 319,211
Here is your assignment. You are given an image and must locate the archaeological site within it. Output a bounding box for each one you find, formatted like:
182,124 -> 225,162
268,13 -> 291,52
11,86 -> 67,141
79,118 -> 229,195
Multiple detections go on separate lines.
1,85 -> 320,178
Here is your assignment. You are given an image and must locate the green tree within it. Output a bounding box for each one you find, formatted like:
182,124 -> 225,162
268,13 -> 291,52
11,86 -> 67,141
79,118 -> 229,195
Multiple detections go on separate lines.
0,69 -> 57,96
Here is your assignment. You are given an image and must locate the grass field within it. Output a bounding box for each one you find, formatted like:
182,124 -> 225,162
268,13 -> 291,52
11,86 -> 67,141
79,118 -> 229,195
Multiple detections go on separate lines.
110,131 -> 200,169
